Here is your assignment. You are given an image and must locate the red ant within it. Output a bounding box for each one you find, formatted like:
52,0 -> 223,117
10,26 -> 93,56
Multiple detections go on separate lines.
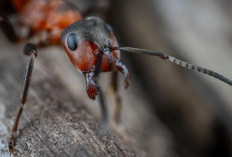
1,0 -> 232,153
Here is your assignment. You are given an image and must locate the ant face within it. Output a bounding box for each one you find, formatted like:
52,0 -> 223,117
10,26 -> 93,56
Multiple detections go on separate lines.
61,30 -> 97,72
61,17 -> 120,73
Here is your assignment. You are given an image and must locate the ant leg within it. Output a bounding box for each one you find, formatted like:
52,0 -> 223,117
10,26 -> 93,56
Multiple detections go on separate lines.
0,15 -> 18,42
98,87 -> 108,131
115,59 -> 131,89
8,43 -> 37,153
84,72 -> 108,129
84,54 -> 108,131
110,71 -> 122,124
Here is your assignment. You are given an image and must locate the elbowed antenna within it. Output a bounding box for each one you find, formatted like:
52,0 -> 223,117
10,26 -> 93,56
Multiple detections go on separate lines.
112,47 -> 232,86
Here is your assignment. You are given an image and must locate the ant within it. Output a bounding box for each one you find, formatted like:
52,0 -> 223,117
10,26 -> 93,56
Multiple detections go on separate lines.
1,0 -> 232,153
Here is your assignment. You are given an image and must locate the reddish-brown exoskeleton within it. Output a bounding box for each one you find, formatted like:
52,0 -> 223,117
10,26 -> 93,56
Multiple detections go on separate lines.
61,17 -> 130,100
1,0 -> 232,153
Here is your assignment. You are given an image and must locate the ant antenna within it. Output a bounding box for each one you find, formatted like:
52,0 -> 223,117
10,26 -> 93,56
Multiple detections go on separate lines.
112,47 -> 232,86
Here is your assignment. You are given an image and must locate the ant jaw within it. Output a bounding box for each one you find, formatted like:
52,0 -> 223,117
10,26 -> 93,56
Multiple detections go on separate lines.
86,84 -> 98,100
85,72 -> 100,100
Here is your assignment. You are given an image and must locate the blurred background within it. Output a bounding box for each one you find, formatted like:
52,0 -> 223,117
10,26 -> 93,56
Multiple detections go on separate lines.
108,0 -> 232,156
1,0 -> 232,157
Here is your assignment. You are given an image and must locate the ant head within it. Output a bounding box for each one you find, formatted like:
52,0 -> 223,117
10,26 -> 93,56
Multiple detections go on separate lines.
61,17 -> 115,72
61,17 -> 113,51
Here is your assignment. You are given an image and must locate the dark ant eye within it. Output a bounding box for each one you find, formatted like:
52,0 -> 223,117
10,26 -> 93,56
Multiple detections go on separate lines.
67,33 -> 78,51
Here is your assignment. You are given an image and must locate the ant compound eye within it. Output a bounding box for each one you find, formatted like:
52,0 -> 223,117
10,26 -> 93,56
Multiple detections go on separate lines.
67,33 -> 78,51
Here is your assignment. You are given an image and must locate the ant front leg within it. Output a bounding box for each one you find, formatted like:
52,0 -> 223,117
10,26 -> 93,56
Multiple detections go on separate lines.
0,15 -> 18,42
8,43 -> 37,153
110,71 -> 122,124
115,59 -> 131,89
84,54 -> 108,131
110,59 -> 130,124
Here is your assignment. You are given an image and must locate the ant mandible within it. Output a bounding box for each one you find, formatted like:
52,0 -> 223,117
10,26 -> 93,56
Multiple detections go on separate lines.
1,0 -> 232,153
